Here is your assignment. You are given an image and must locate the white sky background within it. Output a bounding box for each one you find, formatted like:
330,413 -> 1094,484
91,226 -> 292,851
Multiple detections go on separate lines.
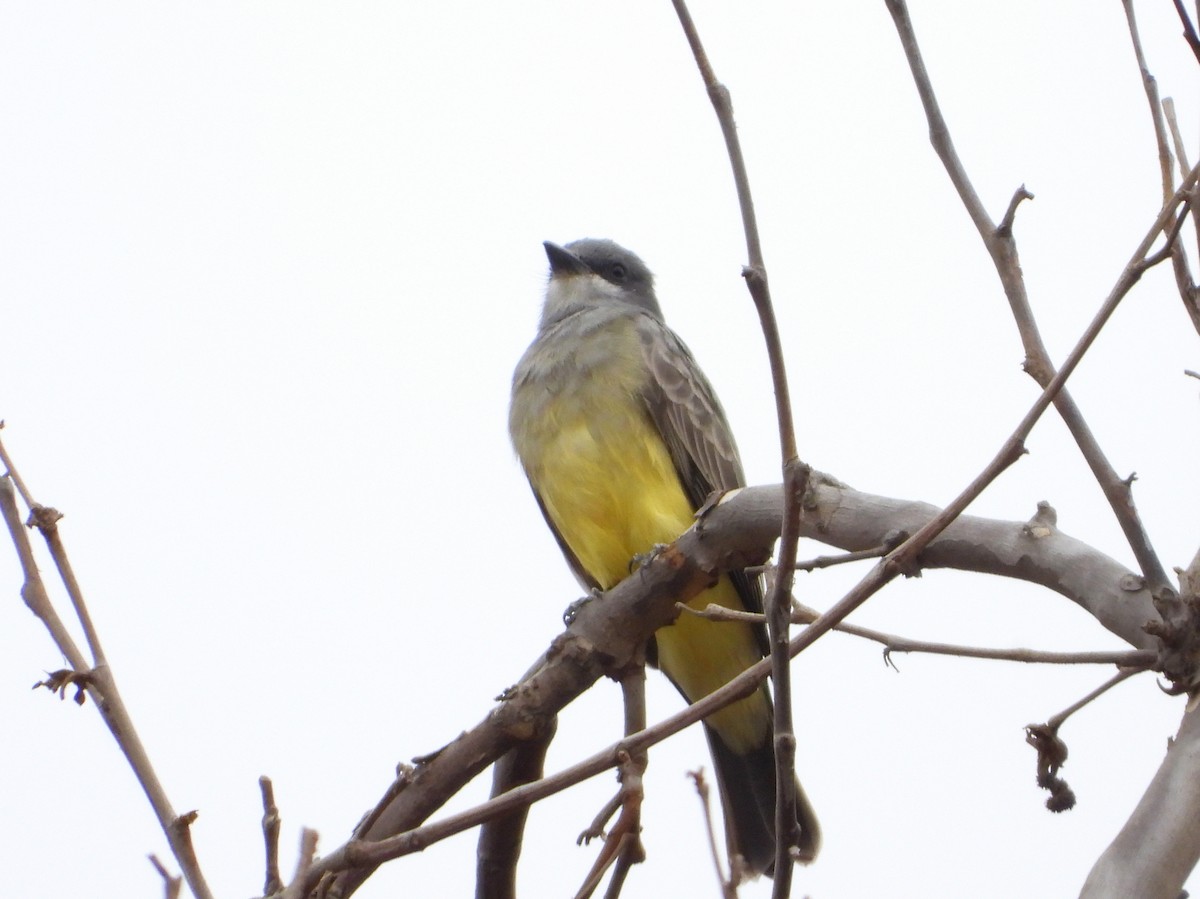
2,2 -> 1199,897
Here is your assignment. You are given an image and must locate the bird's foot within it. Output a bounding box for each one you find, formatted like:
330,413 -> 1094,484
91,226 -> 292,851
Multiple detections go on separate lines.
563,587 -> 604,625
629,543 -> 670,575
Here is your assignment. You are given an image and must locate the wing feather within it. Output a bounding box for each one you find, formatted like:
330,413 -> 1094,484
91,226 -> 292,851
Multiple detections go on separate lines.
635,315 -> 766,625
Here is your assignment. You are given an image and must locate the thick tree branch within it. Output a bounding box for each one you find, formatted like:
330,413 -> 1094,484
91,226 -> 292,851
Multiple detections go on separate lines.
475,719 -> 555,899
1080,704 -> 1200,899
299,475 -> 1158,897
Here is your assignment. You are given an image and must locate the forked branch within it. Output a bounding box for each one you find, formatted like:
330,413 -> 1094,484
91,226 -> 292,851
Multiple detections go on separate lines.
886,0 -> 1187,598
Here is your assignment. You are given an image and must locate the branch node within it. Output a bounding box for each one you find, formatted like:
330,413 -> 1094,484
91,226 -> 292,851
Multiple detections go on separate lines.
740,263 -> 767,291
1120,573 -> 1147,593
1145,586 -> 1200,690
149,855 -> 183,899
996,185 -> 1035,237
25,503 -> 63,532
1022,501 -> 1058,539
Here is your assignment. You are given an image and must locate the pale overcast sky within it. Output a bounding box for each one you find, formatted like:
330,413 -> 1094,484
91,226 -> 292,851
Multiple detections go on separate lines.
2,2 -> 1199,897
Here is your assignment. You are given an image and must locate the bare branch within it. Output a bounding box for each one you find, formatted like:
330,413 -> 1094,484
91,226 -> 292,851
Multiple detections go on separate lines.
1163,98 -> 1193,178
599,847 -> 636,899
668,3 -> 806,882
996,185 -> 1035,237
1123,0 -> 1175,203
148,855 -> 182,899
1,477 -> 88,671
0,452 -> 216,899
682,602 -> 1156,669
476,729 -> 555,899
885,0 -> 1186,596
573,667 -> 648,899
689,770 -> 738,899
0,421 -> 38,509
1162,97 -> 1200,300
1126,1 -> 1200,337
1081,704 -> 1200,898
300,473 -> 1161,897
1047,668 -> 1144,731
280,830 -> 320,899
1172,0 -> 1200,65
1025,665 -> 1143,819
261,777 -> 283,897
1031,662 -> 1141,813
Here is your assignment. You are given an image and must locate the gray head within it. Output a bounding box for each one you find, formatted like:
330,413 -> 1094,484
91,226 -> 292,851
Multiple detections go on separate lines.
539,238 -> 664,327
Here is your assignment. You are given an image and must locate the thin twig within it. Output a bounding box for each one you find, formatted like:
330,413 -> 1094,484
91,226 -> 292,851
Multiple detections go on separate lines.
997,185 -> 1035,237
280,829 -> 320,899
1,427 -> 105,666
1161,96 -> 1200,284
1123,0 -> 1175,203
879,641 -> 1151,669
682,601 -> 1156,668
149,855 -> 182,899
746,540 -> 894,576
668,2 -> 804,885
600,840 -> 637,899
573,668 -> 648,899
578,795 -> 622,848
689,770 -> 738,899
0,421 -> 37,507
35,509 -> 108,665
0,429 -> 106,664
796,544 -> 890,571
1125,0 -> 1200,339
261,777 -> 284,896
1,478 -> 88,671
1048,667 -> 1144,730
0,445 -> 215,899
1172,0 -> 1200,64
1024,667 -> 1146,815
1163,98 -> 1193,180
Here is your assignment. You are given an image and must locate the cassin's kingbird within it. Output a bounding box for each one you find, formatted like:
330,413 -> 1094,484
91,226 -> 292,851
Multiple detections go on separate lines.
509,238 -> 820,875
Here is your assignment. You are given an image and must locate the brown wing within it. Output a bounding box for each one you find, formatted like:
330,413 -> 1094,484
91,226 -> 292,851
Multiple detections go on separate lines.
634,314 -> 767,631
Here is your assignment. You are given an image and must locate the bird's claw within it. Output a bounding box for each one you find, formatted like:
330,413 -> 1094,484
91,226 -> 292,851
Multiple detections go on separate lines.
563,587 -> 604,625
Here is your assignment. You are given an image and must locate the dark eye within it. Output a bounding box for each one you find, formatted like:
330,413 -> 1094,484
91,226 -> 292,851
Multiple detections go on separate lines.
609,263 -> 627,282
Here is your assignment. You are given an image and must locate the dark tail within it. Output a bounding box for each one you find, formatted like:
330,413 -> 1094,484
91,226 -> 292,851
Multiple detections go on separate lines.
704,723 -> 821,877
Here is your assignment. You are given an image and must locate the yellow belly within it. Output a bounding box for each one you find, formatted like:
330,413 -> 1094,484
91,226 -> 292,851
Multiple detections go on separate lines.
519,389 -> 769,752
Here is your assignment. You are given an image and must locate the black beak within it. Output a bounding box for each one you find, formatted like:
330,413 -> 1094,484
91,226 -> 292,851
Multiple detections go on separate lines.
543,241 -> 591,277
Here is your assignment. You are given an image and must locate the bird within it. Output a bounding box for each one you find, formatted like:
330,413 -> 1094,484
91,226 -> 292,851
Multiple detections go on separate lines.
508,237 -> 819,876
